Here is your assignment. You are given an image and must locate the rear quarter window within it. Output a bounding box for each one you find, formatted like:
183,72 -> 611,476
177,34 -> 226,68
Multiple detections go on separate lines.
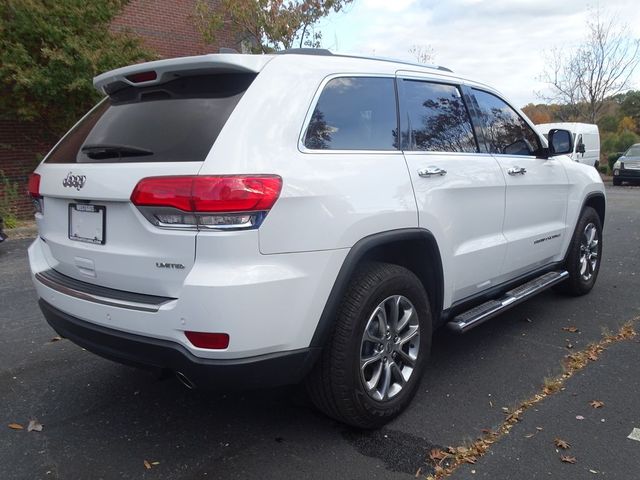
45,73 -> 255,163
303,77 -> 398,151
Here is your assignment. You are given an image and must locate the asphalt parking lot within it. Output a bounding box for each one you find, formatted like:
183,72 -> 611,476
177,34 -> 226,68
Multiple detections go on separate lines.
1,185 -> 638,480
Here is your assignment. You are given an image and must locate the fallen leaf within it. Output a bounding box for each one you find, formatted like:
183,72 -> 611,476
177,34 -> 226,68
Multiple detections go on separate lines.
590,400 -> 605,409
429,449 -> 448,462
143,460 -> 152,470
560,455 -> 577,464
563,326 -> 580,333
554,438 -> 571,449
49,336 -> 63,343
589,469 -> 598,474
536,426 -> 544,431
576,415 -> 585,420
524,433 -> 535,438
27,420 -> 43,432
8,423 -> 23,430
151,461 -> 160,466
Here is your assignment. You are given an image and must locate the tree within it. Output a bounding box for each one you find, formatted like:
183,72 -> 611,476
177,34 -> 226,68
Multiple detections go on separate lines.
522,103 -> 552,124
194,0 -> 353,53
0,0 -> 153,135
409,44 -> 435,64
619,90 -> 640,126
539,8 -> 640,123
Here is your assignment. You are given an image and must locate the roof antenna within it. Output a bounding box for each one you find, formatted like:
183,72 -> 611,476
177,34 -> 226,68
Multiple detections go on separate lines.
219,47 -> 239,54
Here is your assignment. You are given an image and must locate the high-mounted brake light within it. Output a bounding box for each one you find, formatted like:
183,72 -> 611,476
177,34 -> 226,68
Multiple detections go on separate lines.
131,175 -> 282,230
28,173 -> 41,198
125,70 -> 157,83
184,331 -> 229,350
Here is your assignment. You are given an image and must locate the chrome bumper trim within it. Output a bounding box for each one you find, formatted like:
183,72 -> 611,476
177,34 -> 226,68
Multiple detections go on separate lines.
35,269 -> 174,313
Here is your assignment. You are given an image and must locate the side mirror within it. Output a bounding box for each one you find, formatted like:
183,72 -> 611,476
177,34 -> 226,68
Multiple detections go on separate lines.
548,129 -> 573,156
576,143 -> 586,154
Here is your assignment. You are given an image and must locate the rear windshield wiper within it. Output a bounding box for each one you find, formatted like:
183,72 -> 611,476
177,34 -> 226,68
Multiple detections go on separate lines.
81,144 -> 153,159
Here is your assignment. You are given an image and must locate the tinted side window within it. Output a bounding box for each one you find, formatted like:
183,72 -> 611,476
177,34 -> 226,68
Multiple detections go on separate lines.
304,77 -> 397,150
400,80 -> 477,152
473,89 -> 541,156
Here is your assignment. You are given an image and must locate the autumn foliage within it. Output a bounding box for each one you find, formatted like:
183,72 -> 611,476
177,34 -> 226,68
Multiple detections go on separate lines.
194,0 -> 353,53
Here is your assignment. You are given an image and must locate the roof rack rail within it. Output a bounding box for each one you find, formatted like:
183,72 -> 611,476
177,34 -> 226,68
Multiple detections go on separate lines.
268,48 -> 453,73
332,53 -> 453,73
275,48 -> 333,56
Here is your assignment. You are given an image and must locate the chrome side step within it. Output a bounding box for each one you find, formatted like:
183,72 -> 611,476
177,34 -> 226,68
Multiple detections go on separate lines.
447,271 -> 569,334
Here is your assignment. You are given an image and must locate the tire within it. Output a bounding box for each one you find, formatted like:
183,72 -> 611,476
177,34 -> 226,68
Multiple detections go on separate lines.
306,262 -> 432,429
612,177 -> 622,186
556,207 -> 602,296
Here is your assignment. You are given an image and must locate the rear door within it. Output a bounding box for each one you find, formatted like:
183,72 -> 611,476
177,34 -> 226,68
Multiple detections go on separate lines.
34,72 -> 256,297
398,76 -> 507,304
469,88 -> 570,278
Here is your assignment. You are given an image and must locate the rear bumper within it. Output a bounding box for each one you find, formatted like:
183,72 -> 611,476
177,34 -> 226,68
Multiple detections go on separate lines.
40,299 -> 319,389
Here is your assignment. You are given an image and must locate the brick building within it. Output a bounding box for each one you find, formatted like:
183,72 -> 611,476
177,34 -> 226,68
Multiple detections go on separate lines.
0,0 -> 240,220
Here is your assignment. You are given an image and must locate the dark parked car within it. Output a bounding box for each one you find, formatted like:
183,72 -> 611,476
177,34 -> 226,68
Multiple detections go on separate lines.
613,143 -> 640,185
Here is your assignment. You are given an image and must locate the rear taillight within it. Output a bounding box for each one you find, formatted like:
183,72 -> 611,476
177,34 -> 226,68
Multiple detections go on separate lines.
28,173 -> 41,198
131,175 -> 282,230
28,173 -> 43,214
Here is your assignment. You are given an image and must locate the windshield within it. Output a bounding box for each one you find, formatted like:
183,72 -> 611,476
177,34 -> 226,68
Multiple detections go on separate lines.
624,145 -> 640,158
45,73 -> 255,163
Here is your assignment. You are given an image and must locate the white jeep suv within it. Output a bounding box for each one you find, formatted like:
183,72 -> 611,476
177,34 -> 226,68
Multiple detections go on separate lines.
28,50 -> 605,428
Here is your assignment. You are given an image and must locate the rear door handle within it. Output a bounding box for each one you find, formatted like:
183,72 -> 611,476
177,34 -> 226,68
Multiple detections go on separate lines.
507,166 -> 527,176
418,166 -> 447,177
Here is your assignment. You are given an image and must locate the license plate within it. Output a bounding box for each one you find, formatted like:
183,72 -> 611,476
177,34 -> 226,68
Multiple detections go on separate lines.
68,204 -> 106,245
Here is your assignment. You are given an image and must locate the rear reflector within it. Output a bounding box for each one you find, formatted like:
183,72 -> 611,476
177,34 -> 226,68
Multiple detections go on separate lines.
125,71 -> 157,83
28,173 -> 41,198
185,331 -> 229,349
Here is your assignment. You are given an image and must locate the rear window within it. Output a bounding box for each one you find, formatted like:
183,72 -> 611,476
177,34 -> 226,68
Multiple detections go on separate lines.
45,73 -> 255,163
303,77 -> 398,151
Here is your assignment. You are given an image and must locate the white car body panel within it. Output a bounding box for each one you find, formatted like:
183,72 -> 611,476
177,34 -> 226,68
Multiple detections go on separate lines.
493,154 -> 570,278
403,151 -> 507,306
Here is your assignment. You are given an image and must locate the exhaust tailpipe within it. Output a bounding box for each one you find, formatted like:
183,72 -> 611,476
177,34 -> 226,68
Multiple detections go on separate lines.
175,371 -> 196,390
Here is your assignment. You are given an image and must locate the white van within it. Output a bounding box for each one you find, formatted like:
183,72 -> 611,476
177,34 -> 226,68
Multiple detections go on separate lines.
537,123 -> 600,168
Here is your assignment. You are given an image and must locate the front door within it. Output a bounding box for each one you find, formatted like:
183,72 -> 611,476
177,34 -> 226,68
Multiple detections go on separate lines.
470,88 -> 570,279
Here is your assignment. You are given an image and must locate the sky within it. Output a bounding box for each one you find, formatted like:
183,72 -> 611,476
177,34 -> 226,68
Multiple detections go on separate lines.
316,0 -> 640,108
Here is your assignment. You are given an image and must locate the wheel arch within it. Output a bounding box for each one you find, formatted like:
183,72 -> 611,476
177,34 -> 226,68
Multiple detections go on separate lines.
309,228 -> 444,348
583,191 -> 606,225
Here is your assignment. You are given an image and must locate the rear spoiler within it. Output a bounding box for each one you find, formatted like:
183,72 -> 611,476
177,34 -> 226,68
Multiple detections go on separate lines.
93,54 -> 274,94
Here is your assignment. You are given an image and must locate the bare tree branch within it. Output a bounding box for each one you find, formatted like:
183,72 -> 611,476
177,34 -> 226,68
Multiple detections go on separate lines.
538,7 -> 640,123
